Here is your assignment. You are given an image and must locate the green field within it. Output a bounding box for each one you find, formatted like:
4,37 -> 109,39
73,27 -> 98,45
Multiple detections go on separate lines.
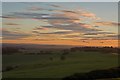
3,51 -> 118,78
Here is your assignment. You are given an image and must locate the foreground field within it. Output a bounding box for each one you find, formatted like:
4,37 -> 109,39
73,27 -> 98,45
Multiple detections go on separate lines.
3,51 -> 118,78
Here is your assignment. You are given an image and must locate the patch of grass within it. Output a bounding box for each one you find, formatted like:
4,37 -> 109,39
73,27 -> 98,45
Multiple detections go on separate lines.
3,51 -> 118,78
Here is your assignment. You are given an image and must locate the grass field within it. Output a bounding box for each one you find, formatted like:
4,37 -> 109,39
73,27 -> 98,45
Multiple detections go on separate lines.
3,51 -> 118,78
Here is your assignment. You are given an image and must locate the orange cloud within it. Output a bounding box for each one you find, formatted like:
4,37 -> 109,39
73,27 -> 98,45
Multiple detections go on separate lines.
80,12 -> 96,19
77,9 -> 101,20
95,21 -> 120,27
54,9 -> 99,21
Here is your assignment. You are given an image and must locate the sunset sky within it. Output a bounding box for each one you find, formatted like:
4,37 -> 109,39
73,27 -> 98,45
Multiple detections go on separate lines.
2,2 -> 119,47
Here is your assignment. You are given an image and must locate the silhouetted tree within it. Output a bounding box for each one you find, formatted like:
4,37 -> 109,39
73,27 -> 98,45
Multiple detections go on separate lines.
62,49 -> 69,55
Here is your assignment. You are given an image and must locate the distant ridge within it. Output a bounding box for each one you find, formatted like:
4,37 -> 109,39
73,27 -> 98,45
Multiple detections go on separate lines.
2,43 -> 81,49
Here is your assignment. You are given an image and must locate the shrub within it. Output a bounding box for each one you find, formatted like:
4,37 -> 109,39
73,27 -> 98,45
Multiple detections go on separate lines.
60,55 -> 66,60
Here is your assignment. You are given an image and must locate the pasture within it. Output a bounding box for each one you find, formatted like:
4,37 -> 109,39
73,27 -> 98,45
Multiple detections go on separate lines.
2,51 -> 118,78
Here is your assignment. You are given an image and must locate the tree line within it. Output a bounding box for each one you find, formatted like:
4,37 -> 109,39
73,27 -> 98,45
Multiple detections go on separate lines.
2,46 -> 119,55
70,46 -> 119,54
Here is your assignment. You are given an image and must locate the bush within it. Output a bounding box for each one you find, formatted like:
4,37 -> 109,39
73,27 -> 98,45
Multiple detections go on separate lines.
3,65 -> 19,72
60,55 -> 66,60
49,57 -> 53,61
63,67 -> 120,80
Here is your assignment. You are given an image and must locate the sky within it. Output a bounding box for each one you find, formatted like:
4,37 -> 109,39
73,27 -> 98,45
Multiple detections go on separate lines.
2,2 -> 119,47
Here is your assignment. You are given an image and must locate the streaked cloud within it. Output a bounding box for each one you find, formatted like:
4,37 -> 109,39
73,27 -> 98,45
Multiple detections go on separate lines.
95,21 -> 120,27
105,34 -> 119,40
83,31 -> 115,35
2,2 -> 118,46
32,26 -> 72,34
27,6 -> 44,11
4,23 -> 19,26
58,9 -> 100,20
50,4 -> 62,8
2,29 -> 30,40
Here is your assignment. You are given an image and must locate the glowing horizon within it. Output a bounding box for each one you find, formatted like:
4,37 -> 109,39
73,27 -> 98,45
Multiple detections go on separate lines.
2,39 -> 119,47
